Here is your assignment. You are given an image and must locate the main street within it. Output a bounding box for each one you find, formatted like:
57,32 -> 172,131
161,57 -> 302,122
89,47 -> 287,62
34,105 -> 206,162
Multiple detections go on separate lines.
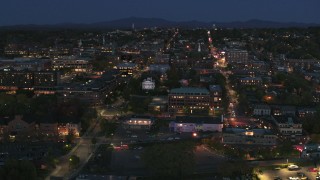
46,117 -> 103,180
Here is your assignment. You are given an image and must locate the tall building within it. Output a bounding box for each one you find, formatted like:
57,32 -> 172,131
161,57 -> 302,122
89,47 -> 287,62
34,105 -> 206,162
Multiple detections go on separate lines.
52,57 -> 91,73
116,62 -> 137,77
225,50 -> 248,65
0,69 -> 60,90
168,87 -> 210,114
209,85 -> 222,110
0,70 -> 34,89
154,54 -> 170,64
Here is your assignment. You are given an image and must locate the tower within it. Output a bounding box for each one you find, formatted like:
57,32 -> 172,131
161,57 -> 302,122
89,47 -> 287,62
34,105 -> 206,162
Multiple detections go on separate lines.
198,43 -> 201,52
102,35 -> 105,46
132,23 -> 135,31
78,39 -> 82,48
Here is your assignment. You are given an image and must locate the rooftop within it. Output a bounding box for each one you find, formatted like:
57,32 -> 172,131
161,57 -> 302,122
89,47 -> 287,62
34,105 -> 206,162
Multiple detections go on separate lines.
175,116 -> 222,124
117,62 -> 137,68
209,85 -> 222,92
240,77 -> 262,81
254,104 -> 271,109
224,127 -> 275,135
170,87 -> 209,95
272,115 -> 301,124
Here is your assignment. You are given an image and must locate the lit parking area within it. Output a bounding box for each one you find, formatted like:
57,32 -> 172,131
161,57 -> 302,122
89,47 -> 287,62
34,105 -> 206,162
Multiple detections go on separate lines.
258,166 -> 317,180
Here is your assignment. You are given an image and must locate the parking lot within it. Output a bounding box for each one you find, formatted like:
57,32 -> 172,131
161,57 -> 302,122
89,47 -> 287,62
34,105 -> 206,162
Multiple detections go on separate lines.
258,166 -> 318,180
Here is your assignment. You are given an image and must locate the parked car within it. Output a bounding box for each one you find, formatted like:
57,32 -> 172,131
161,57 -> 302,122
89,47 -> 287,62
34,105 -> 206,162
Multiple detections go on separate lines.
308,167 -> 317,172
288,165 -> 299,171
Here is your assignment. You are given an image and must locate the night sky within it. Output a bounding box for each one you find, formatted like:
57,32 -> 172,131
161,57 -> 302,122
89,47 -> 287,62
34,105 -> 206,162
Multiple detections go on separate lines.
0,0 -> 319,26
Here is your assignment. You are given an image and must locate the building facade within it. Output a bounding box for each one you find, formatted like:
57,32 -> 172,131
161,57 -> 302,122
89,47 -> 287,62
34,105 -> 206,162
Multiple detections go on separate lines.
222,128 -> 277,146
142,77 -> 155,90
271,115 -> 302,137
253,104 -> 271,116
169,116 -> 223,133
168,87 -> 210,114
209,85 -> 223,110
226,50 -> 248,64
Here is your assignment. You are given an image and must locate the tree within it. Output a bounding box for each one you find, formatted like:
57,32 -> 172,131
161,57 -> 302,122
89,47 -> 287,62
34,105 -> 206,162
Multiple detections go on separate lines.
100,120 -> 118,137
69,155 -> 80,169
142,142 -> 195,179
91,137 -> 97,146
80,108 -> 97,132
66,129 -> 76,144
219,160 -> 252,178
0,159 -> 37,180
164,68 -> 180,89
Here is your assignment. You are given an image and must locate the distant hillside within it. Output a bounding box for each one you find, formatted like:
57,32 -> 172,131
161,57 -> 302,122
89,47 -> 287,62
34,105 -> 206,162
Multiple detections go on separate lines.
1,17 -> 319,30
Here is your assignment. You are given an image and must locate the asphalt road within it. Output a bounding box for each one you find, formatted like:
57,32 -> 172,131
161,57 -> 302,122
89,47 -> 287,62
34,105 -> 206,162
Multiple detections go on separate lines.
258,167 -> 317,180
46,119 -> 102,180
107,144 -> 227,176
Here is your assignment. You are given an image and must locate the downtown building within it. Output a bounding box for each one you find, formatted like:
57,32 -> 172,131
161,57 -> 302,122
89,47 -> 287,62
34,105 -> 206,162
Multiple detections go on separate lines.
0,69 -> 60,92
209,85 -> 223,111
169,116 -> 223,133
222,128 -> 277,146
225,50 -> 248,65
168,87 -> 210,114
51,56 -> 92,73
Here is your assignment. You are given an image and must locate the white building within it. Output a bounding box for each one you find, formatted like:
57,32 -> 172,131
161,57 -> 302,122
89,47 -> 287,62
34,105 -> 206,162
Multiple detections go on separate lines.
142,77 -> 155,90
169,116 -> 223,133
123,115 -> 154,130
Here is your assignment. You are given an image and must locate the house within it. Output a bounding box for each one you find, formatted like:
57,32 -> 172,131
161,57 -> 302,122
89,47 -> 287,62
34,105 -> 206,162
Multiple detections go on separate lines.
7,115 -> 35,135
271,105 -> 296,116
253,104 -> 271,116
0,117 -> 11,138
39,115 -> 58,136
239,77 -> 263,86
169,116 -> 223,133
301,144 -> 320,159
271,115 -> 302,137
297,108 -> 316,118
222,128 -> 277,146
58,118 -> 81,137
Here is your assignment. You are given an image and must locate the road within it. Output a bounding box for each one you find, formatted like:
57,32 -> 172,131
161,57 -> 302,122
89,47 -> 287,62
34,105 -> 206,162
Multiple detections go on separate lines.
195,145 -> 226,173
108,144 -> 227,176
258,167 -> 317,180
46,118 -> 103,180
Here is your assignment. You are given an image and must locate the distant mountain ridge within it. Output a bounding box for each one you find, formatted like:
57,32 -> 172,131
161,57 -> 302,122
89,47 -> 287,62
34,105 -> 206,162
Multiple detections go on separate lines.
1,17 -> 319,29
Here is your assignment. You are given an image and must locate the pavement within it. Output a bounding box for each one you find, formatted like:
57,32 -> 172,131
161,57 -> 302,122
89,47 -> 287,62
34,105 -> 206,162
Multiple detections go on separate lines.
258,166 -> 317,180
46,118 -> 102,180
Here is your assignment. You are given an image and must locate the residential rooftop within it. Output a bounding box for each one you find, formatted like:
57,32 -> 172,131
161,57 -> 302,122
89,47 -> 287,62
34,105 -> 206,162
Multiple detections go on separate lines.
175,116 -> 222,124
170,87 -> 209,95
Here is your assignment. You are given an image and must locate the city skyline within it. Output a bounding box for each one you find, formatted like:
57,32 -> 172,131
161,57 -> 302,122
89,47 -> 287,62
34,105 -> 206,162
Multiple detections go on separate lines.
0,0 -> 319,26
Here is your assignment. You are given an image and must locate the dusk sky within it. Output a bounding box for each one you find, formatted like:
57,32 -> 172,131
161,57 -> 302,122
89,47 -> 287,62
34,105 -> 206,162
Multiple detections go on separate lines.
0,0 -> 319,26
